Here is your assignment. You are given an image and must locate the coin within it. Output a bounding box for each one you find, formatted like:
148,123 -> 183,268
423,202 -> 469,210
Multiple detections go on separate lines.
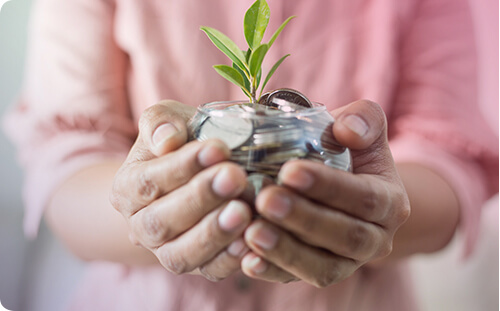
253,127 -> 304,145
265,88 -> 313,110
258,92 -> 271,106
197,113 -> 253,150
262,148 -> 308,163
192,97 -> 352,185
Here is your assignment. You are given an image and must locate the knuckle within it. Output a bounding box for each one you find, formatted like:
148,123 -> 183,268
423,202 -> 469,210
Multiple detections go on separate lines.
138,209 -> 168,246
128,233 -> 142,247
361,184 -> 382,218
312,258 -> 357,288
159,252 -> 189,275
361,180 -> 391,221
385,185 -> 411,227
198,224 -> 219,251
378,241 -> 393,258
397,205 -> 411,225
397,193 -> 411,224
345,223 -> 372,258
312,268 -> 342,288
136,169 -> 161,202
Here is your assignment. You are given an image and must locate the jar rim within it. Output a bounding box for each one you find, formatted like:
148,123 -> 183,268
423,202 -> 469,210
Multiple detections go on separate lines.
197,100 -> 328,119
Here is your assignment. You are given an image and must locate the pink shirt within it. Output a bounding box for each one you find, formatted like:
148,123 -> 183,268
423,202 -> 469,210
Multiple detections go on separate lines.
4,0 -> 498,310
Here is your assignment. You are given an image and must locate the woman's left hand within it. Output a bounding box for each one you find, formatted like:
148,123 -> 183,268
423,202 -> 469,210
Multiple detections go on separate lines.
241,100 -> 411,287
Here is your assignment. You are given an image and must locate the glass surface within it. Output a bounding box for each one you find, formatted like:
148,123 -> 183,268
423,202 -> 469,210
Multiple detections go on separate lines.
188,100 -> 352,205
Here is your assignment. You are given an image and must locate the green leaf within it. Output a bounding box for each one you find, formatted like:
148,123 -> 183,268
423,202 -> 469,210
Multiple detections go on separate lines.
233,62 -> 251,91
261,54 -> 290,94
244,48 -> 252,62
244,0 -> 270,49
213,65 -> 247,89
268,16 -> 295,48
249,44 -> 269,78
200,27 -> 249,73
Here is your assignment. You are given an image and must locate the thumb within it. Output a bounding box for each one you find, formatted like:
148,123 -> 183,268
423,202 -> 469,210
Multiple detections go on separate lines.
135,100 -> 196,159
332,100 -> 395,175
332,99 -> 387,151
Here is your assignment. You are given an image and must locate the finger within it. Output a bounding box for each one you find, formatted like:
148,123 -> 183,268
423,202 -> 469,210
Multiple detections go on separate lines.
241,252 -> 298,284
154,200 -> 252,275
130,162 -> 247,248
137,100 -> 197,158
198,238 -> 249,281
331,99 -> 386,151
244,220 -> 359,288
255,186 -> 389,261
112,139 -> 230,216
330,100 -> 395,177
277,160 -> 402,223
110,100 -> 214,215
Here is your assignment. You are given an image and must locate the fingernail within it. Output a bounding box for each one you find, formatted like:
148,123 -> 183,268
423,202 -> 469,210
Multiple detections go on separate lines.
227,239 -> 248,257
198,142 -> 229,167
264,193 -> 291,219
249,224 -> 278,250
212,167 -> 244,197
342,114 -> 368,137
218,201 -> 247,232
278,166 -> 314,191
152,123 -> 178,146
246,256 -> 267,274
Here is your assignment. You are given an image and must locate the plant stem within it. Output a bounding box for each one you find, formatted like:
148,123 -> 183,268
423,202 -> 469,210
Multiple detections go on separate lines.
251,88 -> 257,103
250,77 -> 257,103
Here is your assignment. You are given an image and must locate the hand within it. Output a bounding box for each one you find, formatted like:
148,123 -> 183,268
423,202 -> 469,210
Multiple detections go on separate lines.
110,100 -> 252,281
241,100 -> 410,287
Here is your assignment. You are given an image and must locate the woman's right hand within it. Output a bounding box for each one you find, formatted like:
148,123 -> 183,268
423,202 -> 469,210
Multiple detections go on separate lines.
110,100 -> 252,281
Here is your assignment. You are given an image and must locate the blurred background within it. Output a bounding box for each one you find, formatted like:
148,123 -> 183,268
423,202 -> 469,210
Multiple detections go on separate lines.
0,1 -> 85,310
0,0 -> 497,310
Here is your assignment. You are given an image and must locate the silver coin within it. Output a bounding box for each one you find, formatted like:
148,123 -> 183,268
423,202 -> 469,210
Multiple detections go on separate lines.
258,92 -> 271,106
197,114 -> 253,150
253,127 -> 303,145
261,148 -> 308,163
266,88 -> 313,110
192,98 -> 352,181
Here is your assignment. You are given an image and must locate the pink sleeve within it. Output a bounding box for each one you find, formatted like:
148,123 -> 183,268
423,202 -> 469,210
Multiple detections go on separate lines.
2,0 -> 136,238
388,0 -> 498,256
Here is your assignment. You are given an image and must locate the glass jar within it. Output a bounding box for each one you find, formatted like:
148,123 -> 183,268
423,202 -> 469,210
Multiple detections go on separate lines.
189,100 -> 352,205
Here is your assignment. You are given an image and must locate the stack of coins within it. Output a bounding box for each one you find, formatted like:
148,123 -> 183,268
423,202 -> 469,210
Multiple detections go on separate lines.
189,89 -> 352,205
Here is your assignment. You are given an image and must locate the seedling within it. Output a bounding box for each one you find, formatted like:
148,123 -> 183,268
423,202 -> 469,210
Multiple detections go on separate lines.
200,0 -> 295,103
